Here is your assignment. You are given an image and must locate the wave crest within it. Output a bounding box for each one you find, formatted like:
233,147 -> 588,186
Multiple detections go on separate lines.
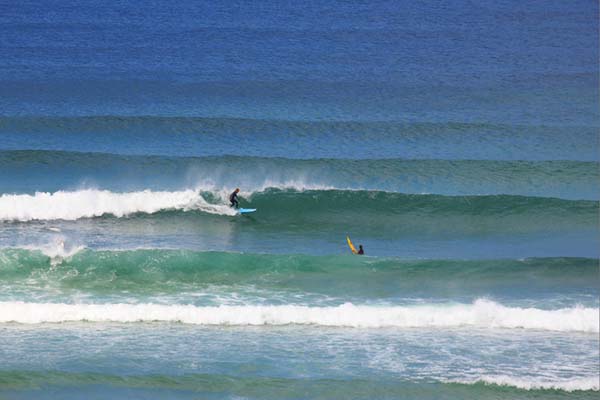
1,299 -> 597,332
449,375 -> 599,392
0,189 -> 236,221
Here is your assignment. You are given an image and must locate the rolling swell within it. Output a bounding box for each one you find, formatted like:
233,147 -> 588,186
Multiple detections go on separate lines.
248,189 -> 597,217
1,150 -> 598,199
0,115 -> 587,136
1,116 -> 597,161
1,248 -> 597,303
0,371 -> 595,397
242,189 -> 598,236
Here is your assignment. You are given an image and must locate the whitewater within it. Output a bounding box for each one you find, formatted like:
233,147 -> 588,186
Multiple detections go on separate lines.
1,299 -> 597,332
0,189 -> 237,221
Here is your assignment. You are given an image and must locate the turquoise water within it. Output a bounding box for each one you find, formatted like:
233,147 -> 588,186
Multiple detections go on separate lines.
0,0 -> 598,398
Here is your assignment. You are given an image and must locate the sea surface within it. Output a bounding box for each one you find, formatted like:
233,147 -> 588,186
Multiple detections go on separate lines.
0,0 -> 598,399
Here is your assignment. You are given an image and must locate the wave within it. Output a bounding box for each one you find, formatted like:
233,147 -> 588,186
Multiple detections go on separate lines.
0,371 -> 596,395
1,150 -> 599,200
246,188 -> 597,217
1,116 -> 598,162
450,376 -> 599,392
0,189 -> 236,221
1,248 -> 597,300
0,299 -> 596,331
0,188 -> 596,225
0,115 -> 581,134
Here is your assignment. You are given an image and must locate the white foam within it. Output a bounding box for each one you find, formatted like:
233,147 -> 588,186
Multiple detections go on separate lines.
22,238 -> 85,266
0,299 -> 597,332
0,183 -> 340,221
29,241 -> 82,260
449,375 -> 599,392
0,189 -> 236,221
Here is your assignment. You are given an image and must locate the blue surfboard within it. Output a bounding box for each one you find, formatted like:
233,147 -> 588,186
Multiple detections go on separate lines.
238,208 -> 256,214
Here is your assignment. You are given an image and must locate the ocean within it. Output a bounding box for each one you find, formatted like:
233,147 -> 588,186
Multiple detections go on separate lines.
0,0 -> 598,399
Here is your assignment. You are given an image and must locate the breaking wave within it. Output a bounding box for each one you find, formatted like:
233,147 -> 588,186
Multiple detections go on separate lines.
0,299 -> 597,332
450,375 -> 599,392
0,189 -> 236,221
0,188 -> 596,225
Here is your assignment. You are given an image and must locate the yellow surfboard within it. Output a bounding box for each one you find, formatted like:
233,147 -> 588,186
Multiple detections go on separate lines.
346,236 -> 357,254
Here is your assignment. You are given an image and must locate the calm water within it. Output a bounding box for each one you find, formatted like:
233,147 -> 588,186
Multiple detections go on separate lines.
0,0 -> 598,399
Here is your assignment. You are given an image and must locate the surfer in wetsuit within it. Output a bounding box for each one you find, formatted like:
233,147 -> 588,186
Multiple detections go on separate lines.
229,188 -> 240,208
357,245 -> 364,255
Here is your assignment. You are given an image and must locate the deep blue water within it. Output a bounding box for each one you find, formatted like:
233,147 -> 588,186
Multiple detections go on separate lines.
0,0 -> 598,399
1,0 -> 598,124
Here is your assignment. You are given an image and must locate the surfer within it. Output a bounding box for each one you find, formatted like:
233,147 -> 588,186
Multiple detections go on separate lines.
346,236 -> 364,255
229,188 -> 240,208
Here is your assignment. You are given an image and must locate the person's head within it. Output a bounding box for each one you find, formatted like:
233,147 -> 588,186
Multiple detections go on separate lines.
359,245 -> 363,249
235,188 -> 240,193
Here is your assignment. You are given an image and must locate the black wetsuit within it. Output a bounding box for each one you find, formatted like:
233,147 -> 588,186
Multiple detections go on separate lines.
229,191 -> 239,208
357,247 -> 364,255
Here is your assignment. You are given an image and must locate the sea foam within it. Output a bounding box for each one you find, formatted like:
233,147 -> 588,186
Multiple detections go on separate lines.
0,189 -> 236,221
449,375 -> 599,392
0,299 -> 596,332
